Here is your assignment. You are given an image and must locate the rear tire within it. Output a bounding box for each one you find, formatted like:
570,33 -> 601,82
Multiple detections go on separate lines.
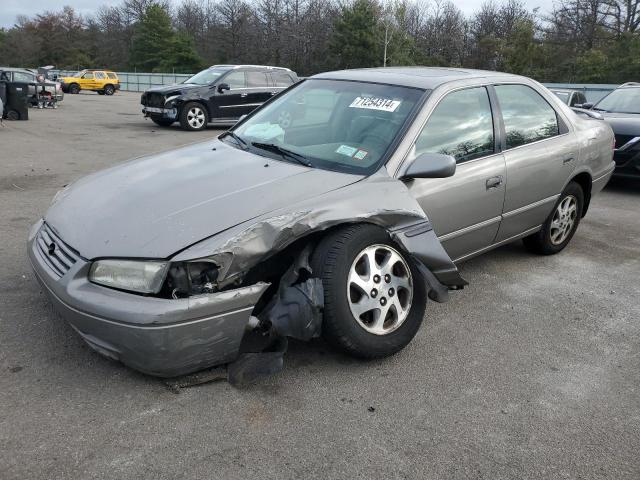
310,224 -> 426,359
523,181 -> 584,255
179,102 -> 208,131
69,83 -> 80,94
104,84 -> 115,96
151,117 -> 174,127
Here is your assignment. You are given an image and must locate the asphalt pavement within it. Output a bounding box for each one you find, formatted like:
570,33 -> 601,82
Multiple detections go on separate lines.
1,91 -> 639,479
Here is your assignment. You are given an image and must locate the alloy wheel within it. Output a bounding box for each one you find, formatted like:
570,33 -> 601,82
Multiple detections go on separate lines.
187,107 -> 206,129
347,244 -> 413,335
550,195 -> 578,245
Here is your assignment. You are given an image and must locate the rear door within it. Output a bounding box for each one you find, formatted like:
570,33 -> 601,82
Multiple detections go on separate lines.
405,86 -> 506,261
492,83 -> 577,242
213,70 -> 248,119
244,70 -> 272,115
94,71 -> 107,90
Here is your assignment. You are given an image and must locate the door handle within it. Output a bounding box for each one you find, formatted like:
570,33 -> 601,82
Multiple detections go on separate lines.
240,93 -> 248,98
271,92 -> 277,96
485,175 -> 503,190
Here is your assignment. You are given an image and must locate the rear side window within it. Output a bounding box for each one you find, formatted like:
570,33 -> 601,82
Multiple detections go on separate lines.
13,72 -> 34,82
495,84 -> 559,149
247,71 -> 269,88
107,72 -> 118,79
415,87 -> 494,163
225,71 -> 246,89
273,71 -> 295,87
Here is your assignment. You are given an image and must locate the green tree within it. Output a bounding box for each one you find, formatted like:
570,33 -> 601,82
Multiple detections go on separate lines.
159,32 -> 204,73
130,4 -> 174,71
329,0 -> 382,69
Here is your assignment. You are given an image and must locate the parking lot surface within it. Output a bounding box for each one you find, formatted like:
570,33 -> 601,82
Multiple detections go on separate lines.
1,92 -> 639,479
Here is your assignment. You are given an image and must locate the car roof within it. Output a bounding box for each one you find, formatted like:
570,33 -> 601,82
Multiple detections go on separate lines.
311,67 -> 522,89
210,64 -> 293,72
0,67 -> 33,74
550,88 -> 580,94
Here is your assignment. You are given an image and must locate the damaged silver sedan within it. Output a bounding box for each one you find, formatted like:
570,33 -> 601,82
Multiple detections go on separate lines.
29,68 -> 615,382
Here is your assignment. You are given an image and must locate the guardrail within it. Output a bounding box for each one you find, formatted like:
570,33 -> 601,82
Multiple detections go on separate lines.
56,70 -> 620,101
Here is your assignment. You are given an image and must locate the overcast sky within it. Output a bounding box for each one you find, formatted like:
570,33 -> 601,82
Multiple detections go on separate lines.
0,0 -> 556,28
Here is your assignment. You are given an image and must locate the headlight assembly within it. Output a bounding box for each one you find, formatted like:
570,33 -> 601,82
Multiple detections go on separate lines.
89,260 -> 169,294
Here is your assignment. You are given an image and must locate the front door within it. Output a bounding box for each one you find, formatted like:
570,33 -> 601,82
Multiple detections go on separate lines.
405,86 -> 506,261
213,70 -> 248,120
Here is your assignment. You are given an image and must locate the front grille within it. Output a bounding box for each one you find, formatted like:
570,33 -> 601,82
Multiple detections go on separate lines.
34,223 -> 80,279
144,92 -> 165,108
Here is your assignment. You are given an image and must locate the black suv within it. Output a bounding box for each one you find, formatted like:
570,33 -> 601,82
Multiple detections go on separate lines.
141,64 -> 298,131
582,82 -> 640,179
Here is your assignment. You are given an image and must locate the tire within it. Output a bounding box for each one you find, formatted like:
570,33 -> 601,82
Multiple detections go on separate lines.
179,102 -> 208,131
310,224 -> 426,359
103,84 -> 115,96
69,83 -> 80,94
151,117 -> 174,127
97,91 -> 105,95
523,181 -> 584,255
6,110 -> 20,120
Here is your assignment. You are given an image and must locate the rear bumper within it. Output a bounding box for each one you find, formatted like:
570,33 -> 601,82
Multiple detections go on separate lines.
28,220 -> 268,377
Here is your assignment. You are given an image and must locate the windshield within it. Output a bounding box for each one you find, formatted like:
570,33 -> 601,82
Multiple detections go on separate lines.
552,91 -> 569,103
72,71 -> 84,78
184,68 -> 228,85
594,87 -> 640,114
229,79 -> 426,174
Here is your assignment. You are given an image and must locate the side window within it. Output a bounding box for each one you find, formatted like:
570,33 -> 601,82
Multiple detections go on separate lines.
107,72 -> 118,79
82,72 -> 94,79
224,71 -> 246,89
246,71 -> 269,88
495,84 -> 559,149
415,87 -> 494,163
273,72 -> 294,87
95,72 -> 106,80
13,72 -> 34,82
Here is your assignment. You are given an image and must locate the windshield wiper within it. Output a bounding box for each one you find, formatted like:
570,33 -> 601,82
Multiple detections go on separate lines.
251,142 -> 312,167
221,131 -> 248,150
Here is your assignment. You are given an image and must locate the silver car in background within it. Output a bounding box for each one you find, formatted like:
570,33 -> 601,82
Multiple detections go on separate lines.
29,68 -> 615,381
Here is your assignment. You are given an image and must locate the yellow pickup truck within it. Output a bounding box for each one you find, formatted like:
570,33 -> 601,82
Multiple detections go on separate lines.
59,70 -> 120,95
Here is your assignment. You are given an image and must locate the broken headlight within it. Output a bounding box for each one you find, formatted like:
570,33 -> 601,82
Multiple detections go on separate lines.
163,261 -> 219,298
89,260 -> 169,294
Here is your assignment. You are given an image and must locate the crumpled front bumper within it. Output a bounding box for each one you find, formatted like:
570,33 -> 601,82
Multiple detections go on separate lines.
142,106 -> 178,120
28,221 -> 268,377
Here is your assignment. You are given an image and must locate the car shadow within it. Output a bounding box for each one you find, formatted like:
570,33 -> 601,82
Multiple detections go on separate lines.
605,176 -> 640,194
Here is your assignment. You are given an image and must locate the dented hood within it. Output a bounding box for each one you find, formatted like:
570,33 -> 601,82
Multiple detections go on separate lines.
45,140 -> 362,259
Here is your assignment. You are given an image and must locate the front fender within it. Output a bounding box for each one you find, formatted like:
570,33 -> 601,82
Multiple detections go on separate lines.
172,170 -> 466,294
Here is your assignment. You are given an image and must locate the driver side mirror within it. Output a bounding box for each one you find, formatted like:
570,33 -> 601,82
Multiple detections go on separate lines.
575,102 -> 593,109
217,83 -> 230,93
400,153 -> 456,180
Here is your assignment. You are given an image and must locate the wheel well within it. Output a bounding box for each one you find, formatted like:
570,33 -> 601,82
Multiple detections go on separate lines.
570,172 -> 592,217
180,100 -> 211,118
104,83 -> 113,89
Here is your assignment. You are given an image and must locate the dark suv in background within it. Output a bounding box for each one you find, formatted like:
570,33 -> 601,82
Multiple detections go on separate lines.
141,64 -> 298,131
583,82 -> 640,179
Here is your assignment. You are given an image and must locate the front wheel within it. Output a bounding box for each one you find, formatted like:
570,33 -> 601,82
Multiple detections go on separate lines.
523,181 -> 584,255
179,102 -> 208,131
310,224 -> 426,359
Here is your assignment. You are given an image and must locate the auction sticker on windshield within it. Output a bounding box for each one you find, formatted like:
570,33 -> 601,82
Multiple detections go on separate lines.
349,97 -> 401,112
